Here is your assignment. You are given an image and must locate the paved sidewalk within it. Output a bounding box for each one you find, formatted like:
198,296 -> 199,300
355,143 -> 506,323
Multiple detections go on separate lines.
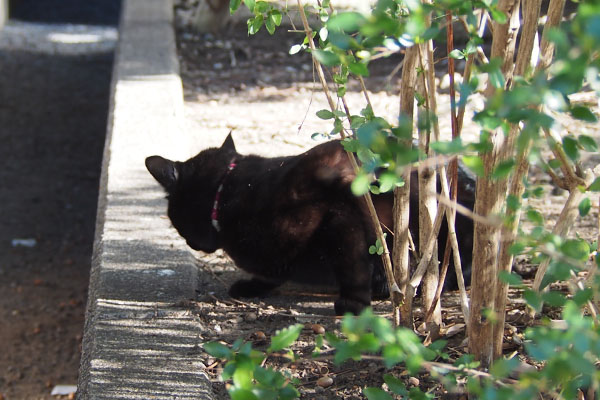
76,0 -> 214,398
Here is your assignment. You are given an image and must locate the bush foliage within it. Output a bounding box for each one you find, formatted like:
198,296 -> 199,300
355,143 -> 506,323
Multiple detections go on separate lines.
203,0 -> 600,397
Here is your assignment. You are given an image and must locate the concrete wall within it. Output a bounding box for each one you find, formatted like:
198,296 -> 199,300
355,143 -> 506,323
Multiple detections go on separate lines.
0,0 -> 8,28
77,0 -> 214,398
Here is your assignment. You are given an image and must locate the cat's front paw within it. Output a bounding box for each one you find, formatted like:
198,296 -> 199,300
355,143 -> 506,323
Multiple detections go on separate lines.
228,278 -> 279,298
334,298 -> 369,316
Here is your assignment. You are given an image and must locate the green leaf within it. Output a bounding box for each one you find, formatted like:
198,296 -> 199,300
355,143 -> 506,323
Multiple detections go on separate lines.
490,357 -> 519,379
229,388 -> 259,400
243,0 -> 256,13
465,37 -> 483,55
255,0 -> 269,13
509,240 -> 526,255
363,387 -> 393,400
579,197 -> 591,216
491,158 -> 515,179
531,186 -> 545,198
490,7 -> 507,23
247,15 -> 263,35
498,271 -> 524,287
328,31 -> 355,50
270,9 -> 282,26
232,356 -> 255,389
253,366 -> 277,386
357,121 -> 382,147
381,343 -> 405,367
449,49 -> 464,59
523,289 -> 543,312
268,324 -> 303,352
204,342 -> 233,359
544,89 -> 569,111
430,138 -> 464,154
588,177 -> 600,191
372,317 -> 395,343
546,261 -> 573,283
332,118 -> 344,135
278,385 -> 300,400
222,362 -> 237,380
352,173 -> 371,196
341,138 -> 360,152
422,25 -> 441,41
312,49 -> 341,66
480,58 -> 504,89
327,12 -> 367,33
289,44 -> 304,55
563,136 -> 580,161
488,67 -> 505,89
562,300 -> 584,327
333,72 -> 348,85
561,238 -> 590,262
319,26 -> 328,41
428,339 -> 447,354
379,172 -> 403,193
383,374 -> 408,395
408,387 -> 434,399
316,109 -> 335,120
579,134 -> 598,151
506,194 -> 521,211
572,288 -> 593,306
541,290 -> 566,307
526,209 -> 544,226
230,0 -> 242,14
570,105 -> 598,122
348,62 -> 370,77
361,104 -> 375,119
455,354 -> 479,369
461,155 -> 485,177
265,16 -> 275,34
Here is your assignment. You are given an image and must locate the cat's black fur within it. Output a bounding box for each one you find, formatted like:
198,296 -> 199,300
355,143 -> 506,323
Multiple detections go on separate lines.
146,134 -> 475,315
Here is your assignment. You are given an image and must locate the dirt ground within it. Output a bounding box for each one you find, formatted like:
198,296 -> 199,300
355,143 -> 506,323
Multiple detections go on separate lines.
0,2 -> 119,399
174,4 -> 600,399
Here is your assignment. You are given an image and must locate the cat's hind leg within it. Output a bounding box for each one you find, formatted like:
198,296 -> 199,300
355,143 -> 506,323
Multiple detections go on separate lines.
322,211 -> 374,315
371,260 -> 389,300
229,277 -> 282,299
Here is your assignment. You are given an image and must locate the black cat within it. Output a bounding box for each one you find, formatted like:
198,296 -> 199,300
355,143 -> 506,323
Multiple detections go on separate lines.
145,134 -> 475,315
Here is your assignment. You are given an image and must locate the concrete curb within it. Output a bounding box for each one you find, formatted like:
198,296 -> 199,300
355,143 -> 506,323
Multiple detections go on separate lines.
77,0 -> 214,398
0,0 -> 7,28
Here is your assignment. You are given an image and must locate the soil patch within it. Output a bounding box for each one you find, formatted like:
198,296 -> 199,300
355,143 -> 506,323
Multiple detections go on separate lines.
0,2 -> 120,399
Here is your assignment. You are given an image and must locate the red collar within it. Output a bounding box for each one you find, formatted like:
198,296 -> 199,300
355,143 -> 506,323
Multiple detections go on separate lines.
211,159 -> 237,232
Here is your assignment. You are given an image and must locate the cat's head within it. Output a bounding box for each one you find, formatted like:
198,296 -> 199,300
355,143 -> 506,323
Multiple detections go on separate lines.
145,133 -> 238,253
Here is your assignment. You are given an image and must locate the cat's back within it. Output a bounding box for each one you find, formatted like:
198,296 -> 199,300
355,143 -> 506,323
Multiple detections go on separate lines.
278,140 -> 355,197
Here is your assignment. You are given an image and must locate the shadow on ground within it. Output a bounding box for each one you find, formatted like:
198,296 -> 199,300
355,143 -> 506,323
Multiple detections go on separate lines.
0,1 -> 120,398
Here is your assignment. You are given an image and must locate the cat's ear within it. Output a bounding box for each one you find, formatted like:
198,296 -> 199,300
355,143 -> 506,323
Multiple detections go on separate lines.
221,132 -> 236,152
145,156 -> 178,191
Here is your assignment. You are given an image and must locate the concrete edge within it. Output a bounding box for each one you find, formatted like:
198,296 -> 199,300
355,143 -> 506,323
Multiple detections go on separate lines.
77,0 -> 214,398
0,0 -> 7,28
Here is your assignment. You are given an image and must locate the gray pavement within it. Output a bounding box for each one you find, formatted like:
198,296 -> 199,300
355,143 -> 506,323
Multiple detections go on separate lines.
76,0 -> 214,398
